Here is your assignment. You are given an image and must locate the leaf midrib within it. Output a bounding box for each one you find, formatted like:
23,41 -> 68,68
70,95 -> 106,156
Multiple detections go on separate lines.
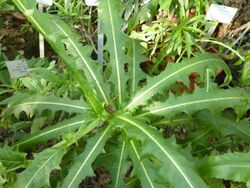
11,101 -> 86,111
130,140 -> 155,188
206,164 -> 250,168
114,141 -> 126,188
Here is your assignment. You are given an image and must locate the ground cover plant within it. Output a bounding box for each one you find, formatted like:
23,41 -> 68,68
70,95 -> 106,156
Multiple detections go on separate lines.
0,0 -> 250,187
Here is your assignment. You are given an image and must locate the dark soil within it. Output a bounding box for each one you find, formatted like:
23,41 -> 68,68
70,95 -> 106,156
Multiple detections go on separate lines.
79,167 -> 111,188
0,127 -> 7,143
0,13 -> 39,59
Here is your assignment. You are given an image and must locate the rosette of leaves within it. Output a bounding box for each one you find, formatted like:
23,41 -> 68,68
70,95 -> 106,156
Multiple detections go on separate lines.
1,0 -> 250,187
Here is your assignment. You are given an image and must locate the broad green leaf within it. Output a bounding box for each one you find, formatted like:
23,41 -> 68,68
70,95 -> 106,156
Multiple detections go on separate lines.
1,94 -> 89,117
197,111 -> 250,143
126,53 -> 231,110
142,88 -> 250,118
13,147 -> 65,188
14,116 -> 88,149
129,140 -> 165,188
99,0 -> 128,106
95,135 -> 128,188
116,115 -> 208,188
49,18 -> 110,104
240,60 -> 250,85
62,124 -> 113,188
30,67 -> 63,84
12,0 -> 103,113
199,152 -> 250,184
0,163 -> 6,187
0,147 -> 26,169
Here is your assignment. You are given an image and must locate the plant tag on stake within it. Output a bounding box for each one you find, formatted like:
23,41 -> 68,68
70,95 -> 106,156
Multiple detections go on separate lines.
202,4 -> 238,47
36,0 -> 53,58
85,0 -> 98,6
36,0 -> 53,6
6,59 -> 29,79
206,4 -> 238,24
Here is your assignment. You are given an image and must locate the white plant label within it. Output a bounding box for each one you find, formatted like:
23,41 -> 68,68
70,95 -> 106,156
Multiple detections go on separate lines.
85,0 -> 98,6
6,59 -> 29,79
36,0 -> 53,6
206,4 -> 238,24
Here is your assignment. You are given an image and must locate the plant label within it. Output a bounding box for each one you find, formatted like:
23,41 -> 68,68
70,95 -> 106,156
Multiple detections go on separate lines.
85,0 -> 98,6
206,4 -> 238,24
6,59 -> 29,79
36,0 -> 53,6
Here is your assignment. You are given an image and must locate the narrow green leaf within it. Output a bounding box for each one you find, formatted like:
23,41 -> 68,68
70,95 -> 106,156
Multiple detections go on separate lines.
2,94 -> 90,117
95,136 -> 128,188
126,53 -> 231,110
12,0 -> 103,113
99,0 -> 128,106
199,152 -> 250,184
116,115 -> 208,188
240,60 -> 250,85
0,147 -> 26,169
197,111 -> 250,143
30,67 -> 63,84
50,19 -> 110,104
183,31 -> 193,57
129,140 -> 165,188
0,163 -> 7,187
127,39 -> 147,97
62,124 -> 113,188
13,147 -> 65,188
14,116 -> 88,149
142,88 -> 250,118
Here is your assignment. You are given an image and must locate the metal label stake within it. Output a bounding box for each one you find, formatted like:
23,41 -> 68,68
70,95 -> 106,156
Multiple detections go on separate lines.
203,4 -> 238,47
38,4 -> 45,58
36,0 -> 53,58
85,0 -> 103,64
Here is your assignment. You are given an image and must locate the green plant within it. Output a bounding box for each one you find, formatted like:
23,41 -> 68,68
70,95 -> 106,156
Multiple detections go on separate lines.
1,0 -> 250,187
0,0 -> 16,13
128,0 -> 213,76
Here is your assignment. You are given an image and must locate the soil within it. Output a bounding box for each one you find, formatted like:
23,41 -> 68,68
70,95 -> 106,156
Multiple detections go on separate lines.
79,167 -> 111,188
0,127 -> 7,143
0,13 -> 39,59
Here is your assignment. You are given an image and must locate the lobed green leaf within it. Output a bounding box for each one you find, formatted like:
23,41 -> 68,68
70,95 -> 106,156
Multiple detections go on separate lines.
61,124 -> 113,188
199,152 -> 250,185
14,116 -> 88,150
13,147 -> 66,188
1,94 -> 90,117
116,115 -> 208,188
142,88 -> 250,119
99,0 -> 128,107
126,53 -> 231,110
